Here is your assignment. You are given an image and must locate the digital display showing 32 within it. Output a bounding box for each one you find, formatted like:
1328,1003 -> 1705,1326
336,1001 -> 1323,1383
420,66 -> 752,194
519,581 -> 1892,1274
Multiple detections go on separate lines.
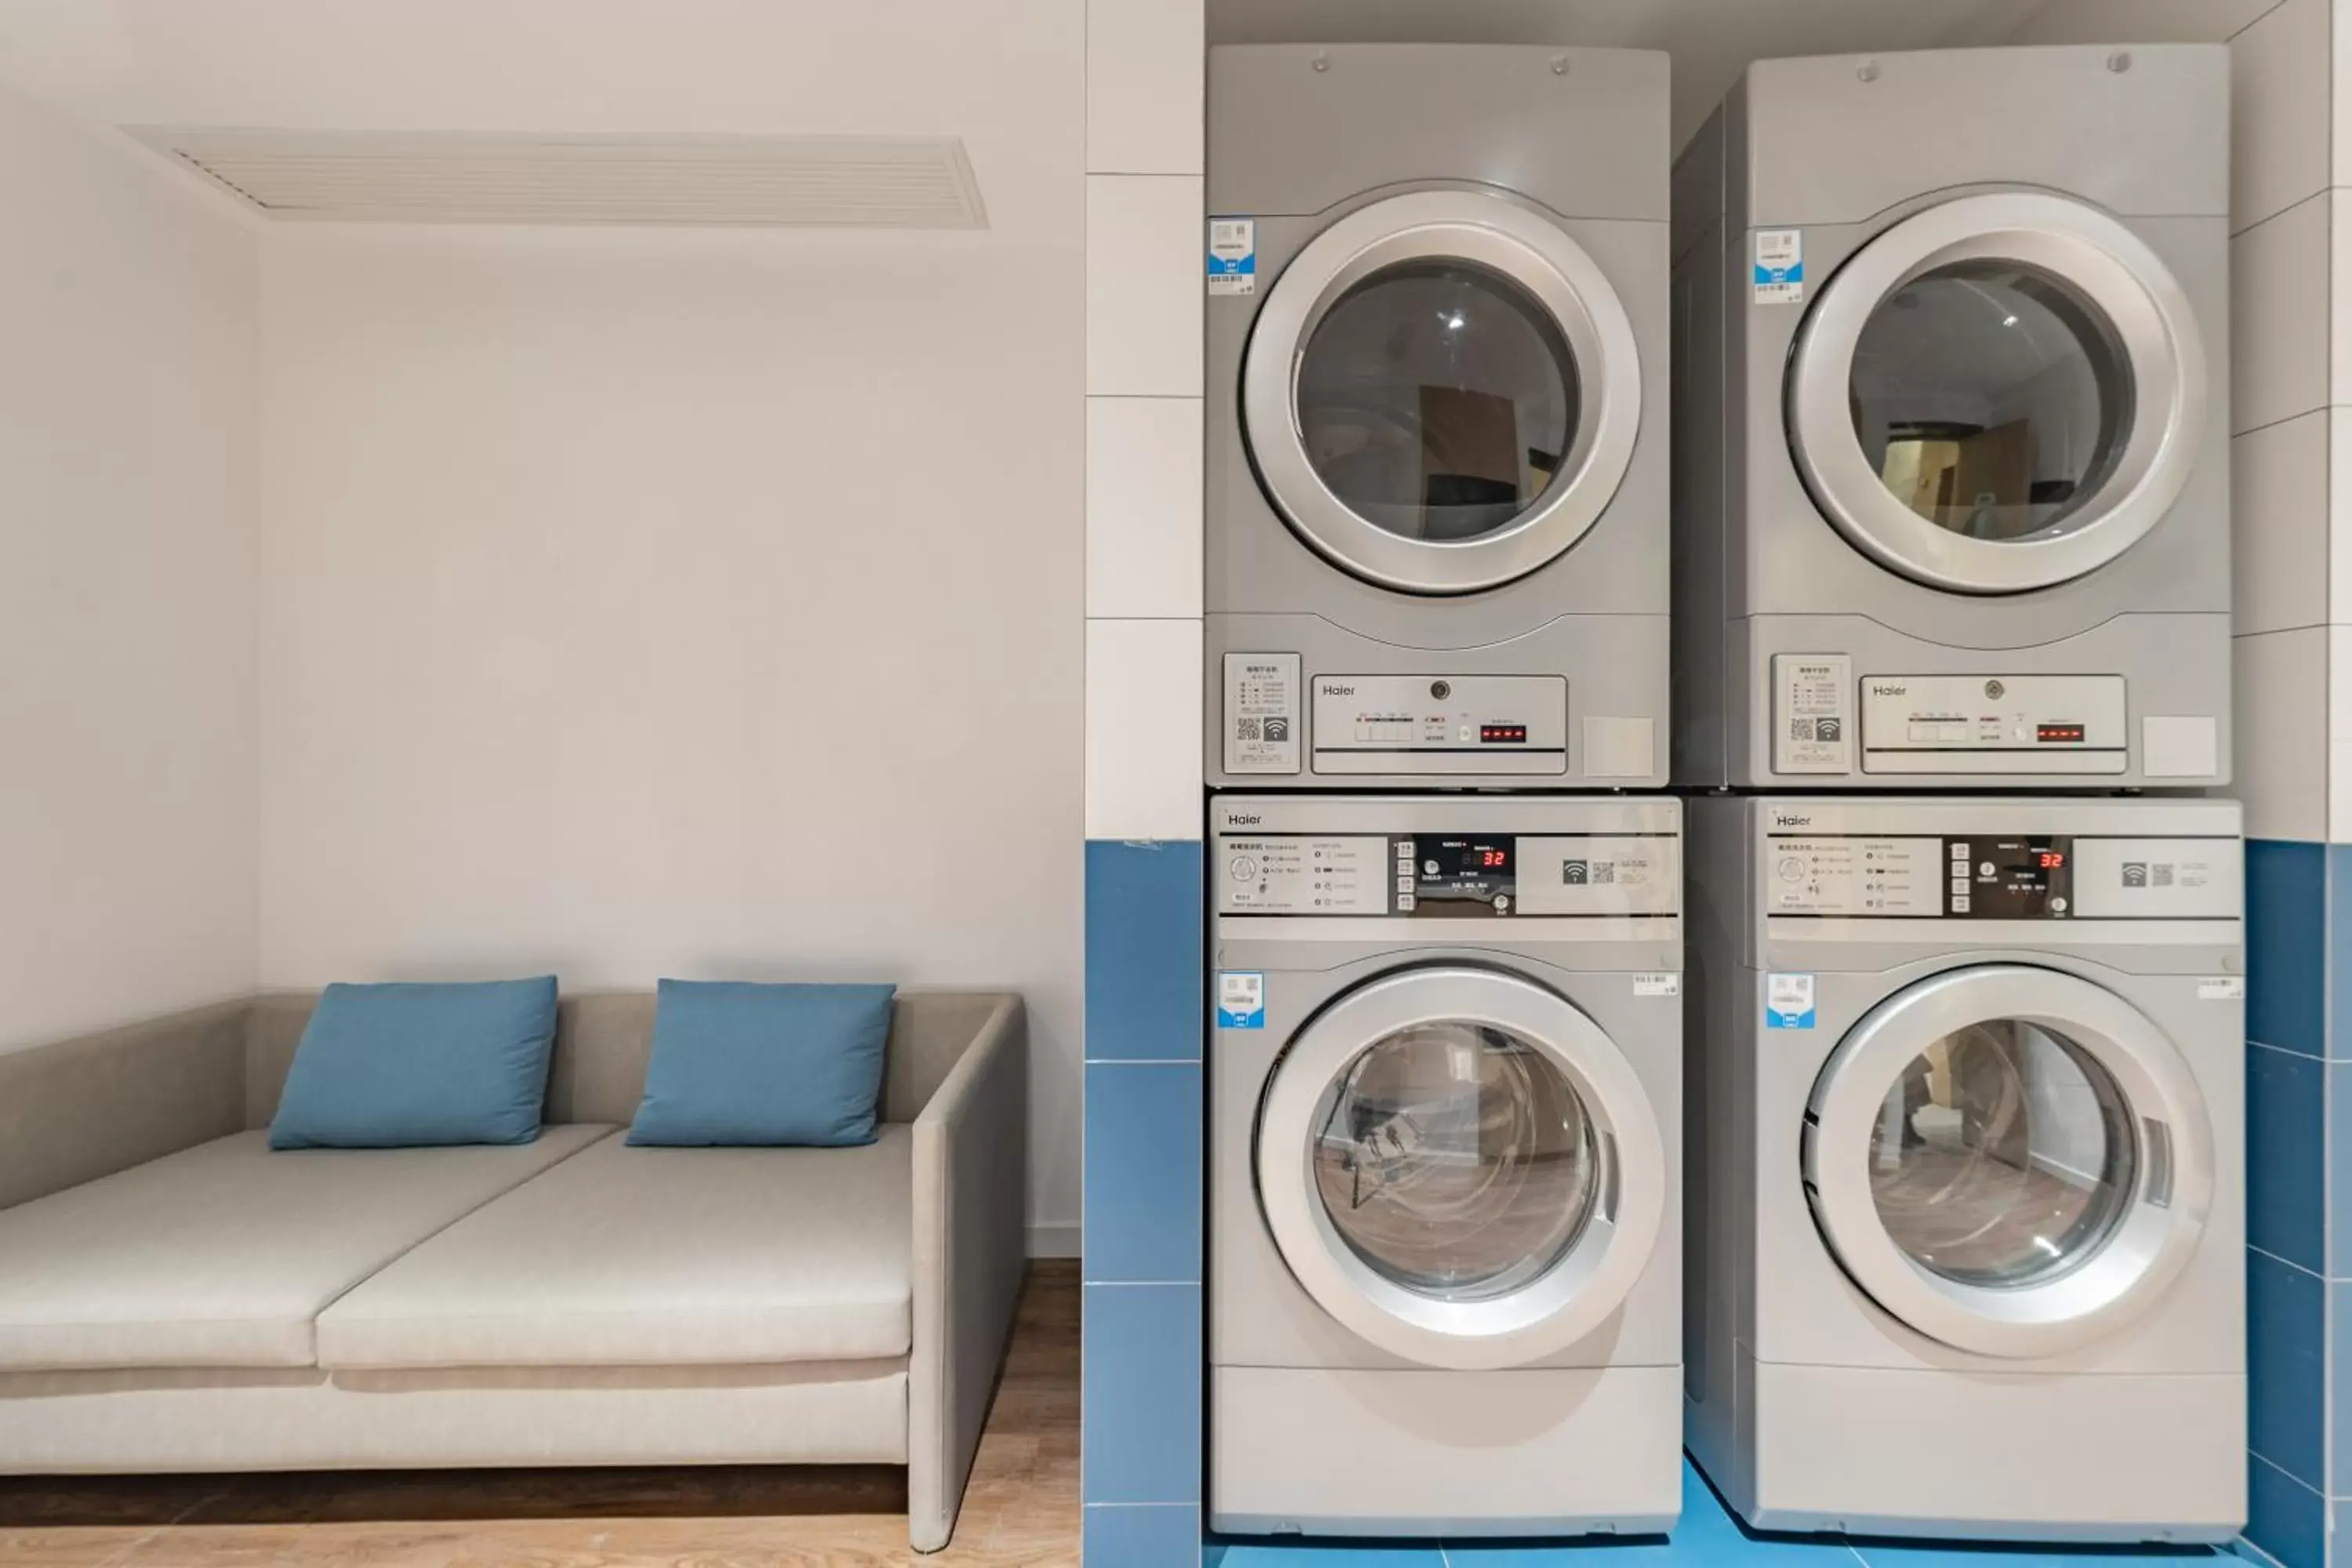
1413,835 -> 1515,911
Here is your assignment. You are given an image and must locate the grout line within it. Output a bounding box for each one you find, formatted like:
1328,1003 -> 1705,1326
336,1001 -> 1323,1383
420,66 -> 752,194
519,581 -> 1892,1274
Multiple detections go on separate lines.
2251,1242 -> 2328,1279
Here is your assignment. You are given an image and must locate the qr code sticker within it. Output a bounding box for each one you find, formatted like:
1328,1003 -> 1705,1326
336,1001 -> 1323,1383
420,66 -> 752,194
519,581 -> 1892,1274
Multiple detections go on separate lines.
1592,863 -> 1617,884
1236,717 -> 1263,742
1789,718 -> 1816,742
2153,864 -> 2175,887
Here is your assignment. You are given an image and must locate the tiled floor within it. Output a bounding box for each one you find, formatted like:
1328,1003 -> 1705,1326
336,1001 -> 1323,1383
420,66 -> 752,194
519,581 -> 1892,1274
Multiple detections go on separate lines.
1203,1461 -> 2226,1567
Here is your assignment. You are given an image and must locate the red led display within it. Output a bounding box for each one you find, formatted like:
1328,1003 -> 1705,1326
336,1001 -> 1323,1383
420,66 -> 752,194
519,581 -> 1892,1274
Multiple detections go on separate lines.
1479,724 -> 1529,745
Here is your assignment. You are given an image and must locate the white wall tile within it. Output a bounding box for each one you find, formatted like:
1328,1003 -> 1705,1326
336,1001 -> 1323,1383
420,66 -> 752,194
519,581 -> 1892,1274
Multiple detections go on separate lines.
2332,626 -> 2352,840
2002,0 -> 2277,45
2236,626 -> 2331,841
2336,192 -> 2352,407
2235,0 -> 2330,231
2238,409 -> 2330,633
1087,396 -> 1203,619
1085,617 -> 1203,840
1087,0 -> 1205,176
1087,175 -> 1203,397
2336,0 -> 2352,183
2234,192 -> 2332,433
2332,409 -> 2352,625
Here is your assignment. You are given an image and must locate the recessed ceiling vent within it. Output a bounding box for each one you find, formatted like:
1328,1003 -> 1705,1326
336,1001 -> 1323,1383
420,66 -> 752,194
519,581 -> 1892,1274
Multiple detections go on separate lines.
125,128 -> 989,230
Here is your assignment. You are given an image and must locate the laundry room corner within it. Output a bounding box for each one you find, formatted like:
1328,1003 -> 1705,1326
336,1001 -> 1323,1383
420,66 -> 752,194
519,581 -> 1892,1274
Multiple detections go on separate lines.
1080,2 -> 1210,1565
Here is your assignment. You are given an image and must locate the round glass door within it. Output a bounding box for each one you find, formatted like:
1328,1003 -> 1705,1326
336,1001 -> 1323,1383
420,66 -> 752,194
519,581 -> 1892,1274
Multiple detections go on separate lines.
1802,966 -> 2214,1359
1788,192 -> 2207,593
1312,1020 -> 1602,1301
1295,261 -> 1579,546
1243,191 -> 1642,595
1257,966 -> 1664,1371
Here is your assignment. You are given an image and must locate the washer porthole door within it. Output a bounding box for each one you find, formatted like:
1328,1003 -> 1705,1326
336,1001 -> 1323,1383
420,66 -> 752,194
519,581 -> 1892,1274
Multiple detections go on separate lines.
1801,965 -> 2216,1359
1242,191 -> 1643,595
1787,192 -> 2208,593
1256,965 -> 1666,1370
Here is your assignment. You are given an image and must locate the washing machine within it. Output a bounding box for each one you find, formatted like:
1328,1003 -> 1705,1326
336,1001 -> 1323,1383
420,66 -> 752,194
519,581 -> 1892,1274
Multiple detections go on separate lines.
1671,46 -> 2230,789
1210,793 -> 1682,1537
1204,45 -> 1670,790
1684,795 -> 2245,1541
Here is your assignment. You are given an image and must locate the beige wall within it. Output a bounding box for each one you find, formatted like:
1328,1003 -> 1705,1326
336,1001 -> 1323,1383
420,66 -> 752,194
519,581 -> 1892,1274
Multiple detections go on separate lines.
0,79 -> 260,1051
254,227 -> 1085,1247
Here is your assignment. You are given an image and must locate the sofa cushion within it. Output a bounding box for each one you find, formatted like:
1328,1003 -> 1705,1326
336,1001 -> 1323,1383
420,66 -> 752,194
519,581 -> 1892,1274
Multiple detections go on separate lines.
270,977 -> 561,1149
0,1126 -> 615,1370
316,1125 -> 914,1370
626,979 -> 895,1148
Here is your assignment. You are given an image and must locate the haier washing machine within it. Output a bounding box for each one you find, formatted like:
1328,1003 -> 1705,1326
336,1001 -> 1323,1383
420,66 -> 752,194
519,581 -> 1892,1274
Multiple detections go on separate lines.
1205,45 -> 1670,790
1671,46 -> 2230,789
1210,794 -> 1683,1537
1684,795 -> 2245,1541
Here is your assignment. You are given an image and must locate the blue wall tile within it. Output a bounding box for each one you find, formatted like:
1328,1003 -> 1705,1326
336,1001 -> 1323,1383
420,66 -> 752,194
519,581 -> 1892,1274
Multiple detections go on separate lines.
1085,1061 -> 1203,1283
1086,1503 -> 1200,1567
1083,1281 -> 1201,1505
2249,1249 -> 2325,1491
2248,840 -> 2325,1058
2245,1454 -> 2324,1568
2249,1044 -> 2325,1274
2332,1062 -> 2352,1281
1087,839 -> 1204,1062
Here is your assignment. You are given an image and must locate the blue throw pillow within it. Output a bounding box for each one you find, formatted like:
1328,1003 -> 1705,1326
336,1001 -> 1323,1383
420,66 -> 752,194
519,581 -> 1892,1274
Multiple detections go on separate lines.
269,977 -> 560,1149
626,980 -> 897,1147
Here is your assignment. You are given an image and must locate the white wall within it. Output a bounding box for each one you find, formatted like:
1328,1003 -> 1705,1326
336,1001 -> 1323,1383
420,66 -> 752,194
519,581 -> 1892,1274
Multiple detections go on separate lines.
0,78 -> 259,1051
256,227 -> 1085,1245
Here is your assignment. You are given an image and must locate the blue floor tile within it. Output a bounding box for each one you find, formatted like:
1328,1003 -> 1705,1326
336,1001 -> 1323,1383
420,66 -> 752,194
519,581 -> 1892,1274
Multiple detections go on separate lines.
1088,1502 -> 1201,1566
1205,1543 -> 1444,1566
1846,1543 -> 2219,1567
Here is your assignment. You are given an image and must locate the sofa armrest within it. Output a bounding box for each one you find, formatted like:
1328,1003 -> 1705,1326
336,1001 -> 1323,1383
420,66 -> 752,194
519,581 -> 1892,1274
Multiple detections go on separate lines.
906,993 -> 1028,1553
0,1000 -> 249,1211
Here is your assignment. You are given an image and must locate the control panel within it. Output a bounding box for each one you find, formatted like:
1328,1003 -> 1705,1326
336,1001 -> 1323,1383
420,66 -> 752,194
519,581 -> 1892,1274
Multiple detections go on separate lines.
1767,833 -> 2236,920
1857,674 -> 2126,775
1768,662 -> 2136,776
1218,831 -> 1678,916
1308,674 -> 1567,776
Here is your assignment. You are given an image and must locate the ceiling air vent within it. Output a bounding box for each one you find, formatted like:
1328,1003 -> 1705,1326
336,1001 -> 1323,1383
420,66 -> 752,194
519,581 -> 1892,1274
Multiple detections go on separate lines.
125,128 -> 989,230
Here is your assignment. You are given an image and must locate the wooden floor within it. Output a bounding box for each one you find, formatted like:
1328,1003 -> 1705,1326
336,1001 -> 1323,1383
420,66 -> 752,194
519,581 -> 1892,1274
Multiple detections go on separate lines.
0,1262 -> 1079,1567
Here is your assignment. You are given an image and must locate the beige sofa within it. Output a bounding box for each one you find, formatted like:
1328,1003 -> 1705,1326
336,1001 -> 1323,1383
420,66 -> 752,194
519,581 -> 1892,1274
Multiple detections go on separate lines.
0,989 -> 1028,1552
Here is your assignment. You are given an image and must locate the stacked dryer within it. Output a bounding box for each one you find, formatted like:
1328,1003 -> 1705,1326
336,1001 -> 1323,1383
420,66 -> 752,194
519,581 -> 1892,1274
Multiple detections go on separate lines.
1673,47 -> 2246,1542
1203,45 -> 1684,1540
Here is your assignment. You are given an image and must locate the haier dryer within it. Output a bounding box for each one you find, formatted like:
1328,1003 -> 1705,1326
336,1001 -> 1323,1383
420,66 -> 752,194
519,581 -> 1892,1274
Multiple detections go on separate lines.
1671,47 -> 2230,789
1685,795 -> 2245,1541
1206,45 -> 1670,790
1210,794 -> 1683,1537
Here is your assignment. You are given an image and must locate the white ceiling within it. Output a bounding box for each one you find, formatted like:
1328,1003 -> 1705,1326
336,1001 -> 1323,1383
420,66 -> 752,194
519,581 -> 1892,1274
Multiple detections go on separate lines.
0,0 -> 2261,234
0,0 -> 1083,239
1204,0 -> 2258,147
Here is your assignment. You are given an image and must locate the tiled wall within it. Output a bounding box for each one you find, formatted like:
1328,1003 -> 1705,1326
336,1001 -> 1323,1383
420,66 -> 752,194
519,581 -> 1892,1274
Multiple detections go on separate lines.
1080,2 -> 1207,1564
2216,0 -> 2348,1563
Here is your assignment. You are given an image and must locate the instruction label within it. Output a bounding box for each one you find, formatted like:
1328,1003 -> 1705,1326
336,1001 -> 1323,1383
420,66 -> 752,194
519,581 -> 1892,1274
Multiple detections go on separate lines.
1633,973 -> 1682,998
1755,229 -> 1805,303
1208,217 -> 1257,296
1218,971 -> 1266,1029
2197,977 -> 2245,1001
1765,972 -> 1816,1029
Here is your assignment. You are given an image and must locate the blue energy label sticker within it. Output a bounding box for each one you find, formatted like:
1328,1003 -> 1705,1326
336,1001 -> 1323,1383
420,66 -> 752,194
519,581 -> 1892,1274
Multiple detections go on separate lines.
1765,972 -> 1816,1029
1208,217 -> 1256,296
1218,971 -> 1265,1029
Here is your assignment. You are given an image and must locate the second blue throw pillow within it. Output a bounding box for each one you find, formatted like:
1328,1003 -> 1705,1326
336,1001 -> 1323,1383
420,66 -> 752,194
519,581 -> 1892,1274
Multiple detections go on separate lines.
627,979 -> 897,1147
